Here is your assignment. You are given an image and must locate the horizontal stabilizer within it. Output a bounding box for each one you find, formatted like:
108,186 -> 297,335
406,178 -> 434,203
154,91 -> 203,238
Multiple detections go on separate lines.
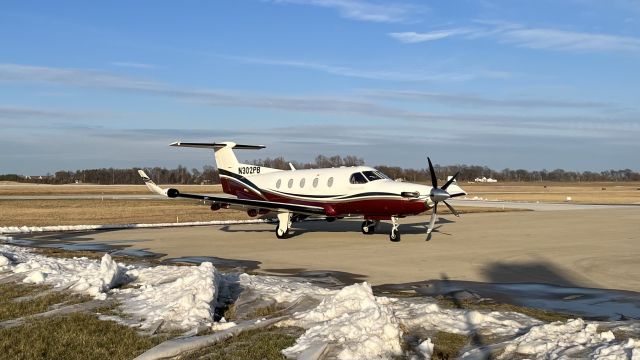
169,141 -> 265,150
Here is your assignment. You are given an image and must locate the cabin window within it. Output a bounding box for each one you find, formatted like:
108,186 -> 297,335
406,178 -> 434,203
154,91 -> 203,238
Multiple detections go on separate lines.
349,172 -> 368,184
276,179 -> 282,188
362,171 -> 384,182
327,177 -> 334,187
288,179 -> 294,188
313,178 -> 319,188
300,178 -> 306,188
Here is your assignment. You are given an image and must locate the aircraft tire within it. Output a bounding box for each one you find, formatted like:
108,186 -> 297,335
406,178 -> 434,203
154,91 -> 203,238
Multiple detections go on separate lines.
389,229 -> 401,242
276,223 -> 289,239
361,221 -> 375,235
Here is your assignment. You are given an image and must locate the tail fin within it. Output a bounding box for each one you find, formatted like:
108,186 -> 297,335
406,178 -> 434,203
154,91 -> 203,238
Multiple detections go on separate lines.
169,141 -> 279,175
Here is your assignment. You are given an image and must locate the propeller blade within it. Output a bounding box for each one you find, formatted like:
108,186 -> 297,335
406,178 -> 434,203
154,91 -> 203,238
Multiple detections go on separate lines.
443,200 -> 460,217
427,157 -> 438,188
441,171 -> 459,191
427,203 -> 438,235
449,193 -> 466,198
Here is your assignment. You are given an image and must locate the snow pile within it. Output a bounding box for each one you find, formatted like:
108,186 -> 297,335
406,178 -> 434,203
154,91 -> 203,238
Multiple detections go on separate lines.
591,338 -> 640,359
0,254 -> 10,268
238,273 -> 335,303
393,298 -> 540,336
496,318 -> 639,359
3,244 -> 127,299
282,282 -> 402,360
0,244 -> 220,329
417,338 -> 434,359
116,262 -> 219,330
0,219 -> 274,234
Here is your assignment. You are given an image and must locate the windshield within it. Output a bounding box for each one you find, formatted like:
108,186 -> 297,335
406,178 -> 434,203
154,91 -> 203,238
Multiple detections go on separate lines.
363,170 -> 388,182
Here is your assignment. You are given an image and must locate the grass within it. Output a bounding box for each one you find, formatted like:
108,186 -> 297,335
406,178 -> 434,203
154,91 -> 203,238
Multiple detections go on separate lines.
0,283 -> 91,322
0,281 -> 171,360
0,313 -> 169,360
435,296 -> 573,323
462,181 -> 640,205
0,199 -> 252,227
181,326 -> 304,360
430,331 -> 469,360
0,184 -> 223,196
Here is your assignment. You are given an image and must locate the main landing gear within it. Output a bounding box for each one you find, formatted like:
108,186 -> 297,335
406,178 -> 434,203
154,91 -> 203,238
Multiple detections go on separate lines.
276,212 -> 292,239
362,218 -> 400,242
361,220 -> 379,235
389,216 -> 400,242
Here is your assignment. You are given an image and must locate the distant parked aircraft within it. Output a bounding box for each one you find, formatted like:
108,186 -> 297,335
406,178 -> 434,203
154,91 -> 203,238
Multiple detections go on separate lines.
139,141 -> 466,242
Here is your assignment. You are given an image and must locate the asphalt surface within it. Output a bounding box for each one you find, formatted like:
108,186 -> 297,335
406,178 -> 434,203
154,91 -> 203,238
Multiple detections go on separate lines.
49,207 -> 640,292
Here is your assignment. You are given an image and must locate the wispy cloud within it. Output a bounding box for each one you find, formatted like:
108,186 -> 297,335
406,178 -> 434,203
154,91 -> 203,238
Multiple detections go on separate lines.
267,0 -> 419,23
365,90 -> 619,110
219,55 -> 511,82
388,29 -> 474,43
111,61 -> 158,69
1,63 -> 637,141
389,22 -> 640,53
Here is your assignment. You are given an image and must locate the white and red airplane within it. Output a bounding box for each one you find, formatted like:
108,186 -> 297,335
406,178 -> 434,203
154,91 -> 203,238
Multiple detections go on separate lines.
138,141 -> 466,242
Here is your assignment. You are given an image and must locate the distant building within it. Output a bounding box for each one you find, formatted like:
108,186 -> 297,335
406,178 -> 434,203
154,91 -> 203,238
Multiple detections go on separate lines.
474,176 -> 498,183
25,175 -> 52,180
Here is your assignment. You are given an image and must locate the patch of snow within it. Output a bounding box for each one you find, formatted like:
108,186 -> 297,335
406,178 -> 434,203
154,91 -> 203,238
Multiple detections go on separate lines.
417,338 -> 434,359
495,318 -> 639,359
211,321 -> 237,331
393,298 -> 541,336
0,254 -> 10,268
0,219 -> 274,235
282,282 -> 402,360
23,270 -> 46,284
0,244 -> 220,330
2,244 -> 127,299
238,273 -> 335,304
591,338 -> 640,359
115,262 -> 219,330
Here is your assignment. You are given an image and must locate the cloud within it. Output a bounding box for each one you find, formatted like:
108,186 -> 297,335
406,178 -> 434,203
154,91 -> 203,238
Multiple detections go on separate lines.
499,28 -> 640,52
388,22 -> 640,53
219,55 -> 511,82
111,62 -> 158,69
365,90 -> 619,110
0,63 -> 637,142
388,29 -> 474,43
268,0 -> 419,23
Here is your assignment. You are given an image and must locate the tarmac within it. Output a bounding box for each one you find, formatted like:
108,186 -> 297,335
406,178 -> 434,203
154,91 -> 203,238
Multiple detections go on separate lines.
56,206 -> 640,292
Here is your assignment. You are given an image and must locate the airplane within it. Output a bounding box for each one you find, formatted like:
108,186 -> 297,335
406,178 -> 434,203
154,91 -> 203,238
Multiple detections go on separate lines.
138,141 -> 467,242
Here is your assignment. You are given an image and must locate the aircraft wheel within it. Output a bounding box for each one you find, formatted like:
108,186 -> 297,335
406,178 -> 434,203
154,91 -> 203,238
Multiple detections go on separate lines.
361,221 -> 375,235
389,229 -> 401,242
276,223 -> 289,239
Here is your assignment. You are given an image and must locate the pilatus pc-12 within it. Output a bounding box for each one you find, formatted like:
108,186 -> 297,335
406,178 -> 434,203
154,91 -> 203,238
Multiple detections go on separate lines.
139,141 -> 466,242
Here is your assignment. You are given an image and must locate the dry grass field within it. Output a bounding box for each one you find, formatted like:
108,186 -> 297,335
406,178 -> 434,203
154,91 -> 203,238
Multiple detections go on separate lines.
0,184 -> 222,196
462,181 -> 640,204
0,199 -> 253,227
1,182 -> 638,227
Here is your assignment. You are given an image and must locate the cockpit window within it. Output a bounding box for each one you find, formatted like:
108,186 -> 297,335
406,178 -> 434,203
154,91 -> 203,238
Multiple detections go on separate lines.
363,170 -> 390,181
362,171 -> 382,182
349,172 -> 368,184
374,170 -> 390,179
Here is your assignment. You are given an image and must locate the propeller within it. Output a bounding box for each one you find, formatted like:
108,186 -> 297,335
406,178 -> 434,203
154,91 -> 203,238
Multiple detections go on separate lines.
426,157 -> 463,239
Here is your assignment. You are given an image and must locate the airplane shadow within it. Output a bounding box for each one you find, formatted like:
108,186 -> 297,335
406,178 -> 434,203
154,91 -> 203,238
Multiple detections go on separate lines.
219,217 -> 458,239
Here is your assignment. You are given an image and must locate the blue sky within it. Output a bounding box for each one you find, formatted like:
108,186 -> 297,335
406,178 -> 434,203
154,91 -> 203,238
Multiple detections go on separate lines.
1,0 -> 639,174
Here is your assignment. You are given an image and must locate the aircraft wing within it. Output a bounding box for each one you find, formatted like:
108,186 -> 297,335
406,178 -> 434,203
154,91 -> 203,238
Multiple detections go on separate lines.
138,170 -> 326,216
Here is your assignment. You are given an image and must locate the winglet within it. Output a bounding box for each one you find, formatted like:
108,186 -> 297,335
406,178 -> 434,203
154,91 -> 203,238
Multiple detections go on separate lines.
138,170 -> 169,196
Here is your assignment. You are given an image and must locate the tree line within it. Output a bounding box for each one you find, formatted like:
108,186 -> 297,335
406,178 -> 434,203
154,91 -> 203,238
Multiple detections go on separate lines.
2,154 -> 639,184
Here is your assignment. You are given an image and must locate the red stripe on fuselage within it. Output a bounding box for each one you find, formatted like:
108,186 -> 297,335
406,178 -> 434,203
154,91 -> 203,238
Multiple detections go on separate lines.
220,176 -> 429,217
